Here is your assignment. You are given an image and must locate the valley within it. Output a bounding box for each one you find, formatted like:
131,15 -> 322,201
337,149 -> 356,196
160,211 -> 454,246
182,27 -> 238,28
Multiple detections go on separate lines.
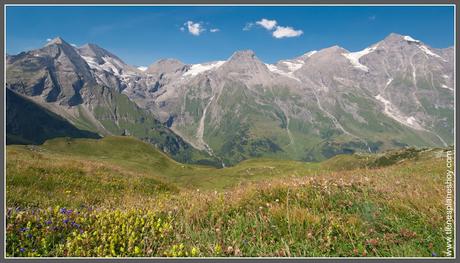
5,136 -> 452,257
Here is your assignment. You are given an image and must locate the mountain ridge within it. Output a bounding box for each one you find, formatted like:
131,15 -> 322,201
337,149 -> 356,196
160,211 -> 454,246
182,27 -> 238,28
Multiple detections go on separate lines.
6,33 -> 454,166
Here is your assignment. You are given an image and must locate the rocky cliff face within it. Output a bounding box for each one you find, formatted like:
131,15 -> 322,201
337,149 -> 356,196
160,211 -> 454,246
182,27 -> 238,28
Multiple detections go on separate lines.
6,37 -> 217,165
6,33 -> 454,166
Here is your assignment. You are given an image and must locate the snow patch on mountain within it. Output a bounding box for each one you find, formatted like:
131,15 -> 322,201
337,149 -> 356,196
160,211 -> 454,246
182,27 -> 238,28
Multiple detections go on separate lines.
282,60 -> 304,72
375,94 -> 424,130
183,61 -> 225,77
265,64 -> 300,81
441,84 -> 454,91
419,45 -> 445,61
404,35 -> 420,43
137,66 -> 148,71
82,55 -> 123,76
342,45 -> 377,72
299,50 -> 317,60
386,78 -> 393,86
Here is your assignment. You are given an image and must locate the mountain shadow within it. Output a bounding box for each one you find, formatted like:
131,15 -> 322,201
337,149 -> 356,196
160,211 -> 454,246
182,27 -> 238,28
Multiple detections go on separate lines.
6,88 -> 101,145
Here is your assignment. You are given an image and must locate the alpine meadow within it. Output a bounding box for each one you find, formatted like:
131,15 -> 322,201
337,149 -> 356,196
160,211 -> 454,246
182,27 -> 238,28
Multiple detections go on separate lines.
4,5 -> 455,258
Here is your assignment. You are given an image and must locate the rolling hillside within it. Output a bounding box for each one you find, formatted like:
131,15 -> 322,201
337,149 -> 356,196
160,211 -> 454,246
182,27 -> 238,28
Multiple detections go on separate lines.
6,136 -> 451,257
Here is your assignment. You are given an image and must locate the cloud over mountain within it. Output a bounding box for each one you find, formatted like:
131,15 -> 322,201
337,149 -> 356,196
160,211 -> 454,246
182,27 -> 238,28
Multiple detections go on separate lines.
185,21 -> 205,36
246,18 -> 303,39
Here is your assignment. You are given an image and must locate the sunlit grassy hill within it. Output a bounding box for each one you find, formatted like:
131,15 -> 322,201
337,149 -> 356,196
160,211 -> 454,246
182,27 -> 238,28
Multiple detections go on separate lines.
6,136 -> 452,257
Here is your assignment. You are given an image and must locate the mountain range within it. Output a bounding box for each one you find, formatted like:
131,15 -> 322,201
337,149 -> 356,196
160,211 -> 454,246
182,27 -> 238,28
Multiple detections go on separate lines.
6,33 -> 454,166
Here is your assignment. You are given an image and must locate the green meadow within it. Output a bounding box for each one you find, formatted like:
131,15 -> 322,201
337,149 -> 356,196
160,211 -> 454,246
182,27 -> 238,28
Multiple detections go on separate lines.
6,136 -> 452,257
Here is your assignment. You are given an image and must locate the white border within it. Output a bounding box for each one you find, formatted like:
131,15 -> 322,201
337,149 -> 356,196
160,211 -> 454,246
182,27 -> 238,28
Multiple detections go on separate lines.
3,3 -> 457,260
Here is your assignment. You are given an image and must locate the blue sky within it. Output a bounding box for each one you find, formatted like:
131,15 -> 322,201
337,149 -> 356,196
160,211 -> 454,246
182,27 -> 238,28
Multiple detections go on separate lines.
6,5 -> 455,66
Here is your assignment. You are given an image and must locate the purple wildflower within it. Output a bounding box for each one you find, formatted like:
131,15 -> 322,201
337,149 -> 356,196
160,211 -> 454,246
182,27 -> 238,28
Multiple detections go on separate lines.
63,219 -> 69,224
19,248 -> 25,253
60,208 -> 67,214
45,220 -> 52,225
27,233 -> 33,238
20,227 -> 29,232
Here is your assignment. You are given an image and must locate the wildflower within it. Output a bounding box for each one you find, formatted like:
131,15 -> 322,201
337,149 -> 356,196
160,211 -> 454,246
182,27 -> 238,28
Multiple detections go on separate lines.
191,247 -> 199,257
20,227 -> 29,232
20,248 -> 25,253
432,252 -> 438,257
63,219 -> 69,224
45,220 -> 52,225
27,233 -> 33,238
60,208 -> 67,214
226,246 -> 234,254
366,238 -> 379,246
275,199 -> 279,202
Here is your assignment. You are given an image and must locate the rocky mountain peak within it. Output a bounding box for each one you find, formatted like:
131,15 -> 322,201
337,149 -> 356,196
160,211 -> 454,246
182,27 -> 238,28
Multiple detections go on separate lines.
78,43 -> 122,62
317,45 -> 348,55
45,36 -> 68,47
215,49 -> 276,84
381,33 -> 421,45
225,50 -> 263,67
229,50 -> 257,61
146,58 -> 186,75
298,50 -> 318,61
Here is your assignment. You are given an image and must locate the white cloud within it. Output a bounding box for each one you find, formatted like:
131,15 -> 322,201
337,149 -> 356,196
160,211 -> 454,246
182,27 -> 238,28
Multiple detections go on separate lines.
46,38 -> 52,42
179,27 -> 185,32
185,21 -> 205,36
272,26 -> 303,39
210,28 -> 220,33
245,18 -> 303,39
256,18 -> 277,30
243,22 -> 254,31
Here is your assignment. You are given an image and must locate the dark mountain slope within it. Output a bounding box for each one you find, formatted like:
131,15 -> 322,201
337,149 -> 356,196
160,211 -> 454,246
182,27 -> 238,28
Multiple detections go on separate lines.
6,88 -> 100,144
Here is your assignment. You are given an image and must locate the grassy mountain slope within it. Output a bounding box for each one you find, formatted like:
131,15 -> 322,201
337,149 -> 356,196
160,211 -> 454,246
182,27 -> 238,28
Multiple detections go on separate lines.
84,85 -> 218,166
6,136 -> 451,257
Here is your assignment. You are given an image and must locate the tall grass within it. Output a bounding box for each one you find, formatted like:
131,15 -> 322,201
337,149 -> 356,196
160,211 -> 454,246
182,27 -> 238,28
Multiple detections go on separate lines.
5,137 -> 451,257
